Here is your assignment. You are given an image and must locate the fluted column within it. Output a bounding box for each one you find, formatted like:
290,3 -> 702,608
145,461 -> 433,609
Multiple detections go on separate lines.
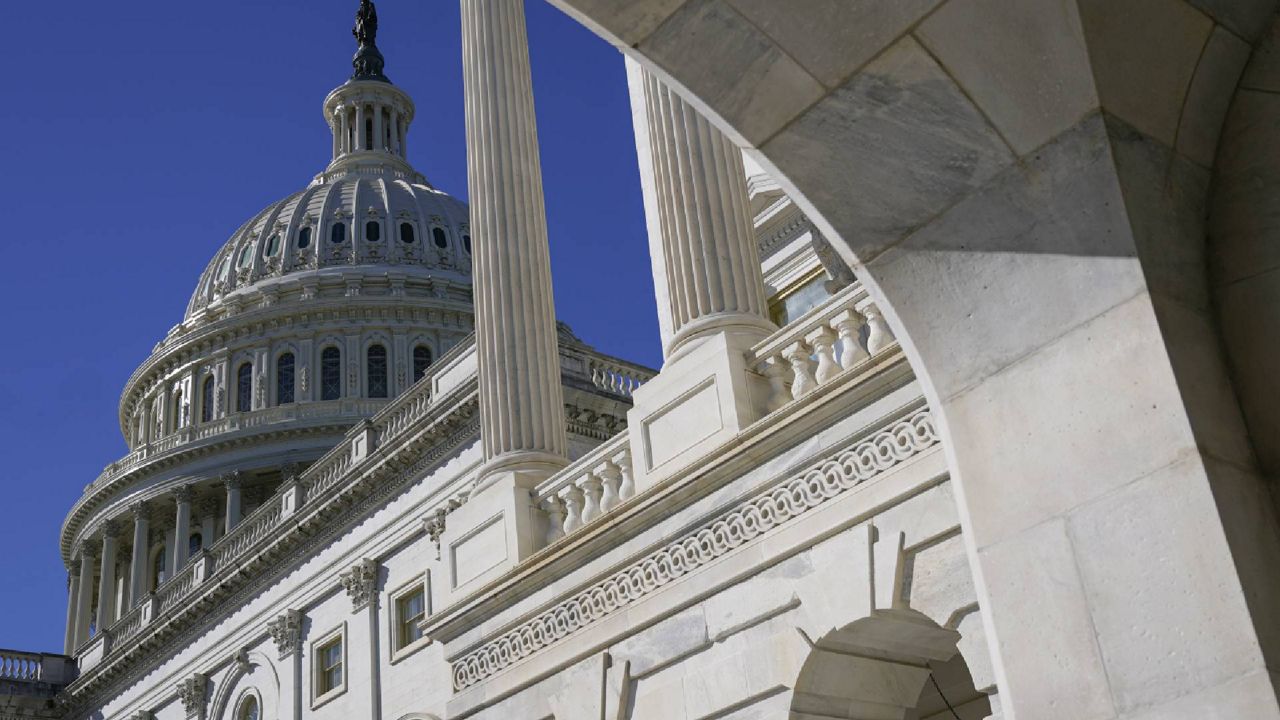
96,522 -> 119,631
128,502 -> 149,608
73,547 -> 95,648
461,0 -> 568,482
63,570 -> 80,654
224,472 -> 243,533
626,61 -> 774,359
355,104 -> 367,151
172,485 -> 193,574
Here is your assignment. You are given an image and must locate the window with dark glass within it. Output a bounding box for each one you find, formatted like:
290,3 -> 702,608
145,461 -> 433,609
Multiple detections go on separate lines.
189,533 -> 203,556
264,233 -> 281,257
321,347 -> 342,401
366,221 -> 381,242
236,362 -> 253,412
462,233 -> 471,254
201,376 -> 214,423
432,227 -> 448,249
298,226 -> 312,249
331,223 -> 346,244
238,696 -> 260,720
367,344 -> 388,398
412,345 -> 432,384
395,587 -> 426,650
400,223 -> 416,244
317,636 -> 343,695
277,352 -> 295,405
365,117 -> 374,151
152,546 -> 167,589
238,243 -> 254,268
171,390 -> 184,432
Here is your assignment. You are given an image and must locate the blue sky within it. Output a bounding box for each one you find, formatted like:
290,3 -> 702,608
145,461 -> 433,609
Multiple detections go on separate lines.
0,0 -> 657,653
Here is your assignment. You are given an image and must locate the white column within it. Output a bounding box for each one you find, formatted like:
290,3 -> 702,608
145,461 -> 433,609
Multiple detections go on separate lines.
224,472 -> 243,532
461,0 -> 568,483
626,60 -> 774,359
172,485 -> 193,573
339,108 -> 351,154
390,111 -> 402,155
373,103 -> 384,151
356,104 -> 368,151
63,570 -> 80,654
332,110 -> 342,159
128,502 -> 149,608
95,522 -> 119,631
73,547 -> 95,648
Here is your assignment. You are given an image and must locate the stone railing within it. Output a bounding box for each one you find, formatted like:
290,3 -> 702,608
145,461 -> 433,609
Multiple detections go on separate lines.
155,561 -> 198,615
212,493 -> 285,570
750,283 -> 896,411
0,650 -> 43,681
535,434 -> 635,546
584,356 -> 652,398
108,604 -> 145,648
0,649 -> 76,688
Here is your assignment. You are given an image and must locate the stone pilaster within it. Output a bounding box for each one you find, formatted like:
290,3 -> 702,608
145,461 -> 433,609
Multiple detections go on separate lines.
461,0 -> 568,486
626,61 -> 774,360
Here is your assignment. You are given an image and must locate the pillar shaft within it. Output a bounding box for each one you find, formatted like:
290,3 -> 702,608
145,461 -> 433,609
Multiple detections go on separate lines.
356,104 -> 367,151
461,0 -> 568,478
626,61 -> 773,359
225,473 -> 243,533
128,503 -> 149,608
63,571 -> 80,654
95,527 -> 118,631
172,486 -> 193,573
73,550 -> 95,648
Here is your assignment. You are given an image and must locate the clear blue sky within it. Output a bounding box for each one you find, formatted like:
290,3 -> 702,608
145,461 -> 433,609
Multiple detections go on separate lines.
0,0 -> 658,653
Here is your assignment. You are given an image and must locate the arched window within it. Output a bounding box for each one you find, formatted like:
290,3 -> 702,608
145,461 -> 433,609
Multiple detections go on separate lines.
236,363 -> 253,412
277,352 -> 295,405
238,695 -> 260,720
366,220 -> 381,242
331,223 -> 346,244
152,546 -> 167,589
366,344 -> 388,399
298,226 -> 312,249
237,243 -> 254,268
189,533 -> 203,556
200,376 -> 214,423
400,223 -> 416,244
412,345 -> 432,384
462,233 -> 472,254
432,227 -> 448,249
321,347 -> 342,401
264,233 -> 281,257
171,389 -> 184,433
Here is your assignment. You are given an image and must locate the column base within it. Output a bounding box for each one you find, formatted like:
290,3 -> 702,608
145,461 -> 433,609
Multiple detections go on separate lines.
626,329 -> 772,495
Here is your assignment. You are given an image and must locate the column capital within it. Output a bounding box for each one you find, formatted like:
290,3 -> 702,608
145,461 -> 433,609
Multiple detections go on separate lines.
100,519 -> 121,538
339,559 -> 379,612
129,500 -> 150,520
173,484 -> 195,504
220,471 -> 244,490
267,609 -> 304,660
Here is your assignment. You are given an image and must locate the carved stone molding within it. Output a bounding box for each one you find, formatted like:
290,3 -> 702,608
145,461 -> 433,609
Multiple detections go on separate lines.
175,673 -> 208,719
267,610 -> 304,660
221,471 -> 243,491
340,559 -> 379,612
173,485 -> 195,505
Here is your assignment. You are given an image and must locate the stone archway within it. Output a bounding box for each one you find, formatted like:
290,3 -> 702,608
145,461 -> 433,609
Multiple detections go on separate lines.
533,1 -> 1280,717
790,609 -> 990,720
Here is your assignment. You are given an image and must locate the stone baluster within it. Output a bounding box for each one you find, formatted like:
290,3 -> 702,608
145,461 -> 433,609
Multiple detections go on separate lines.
559,487 -> 582,535
543,497 -> 566,545
577,473 -> 602,524
462,0 -> 569,487
762,355 -> 793,412
96,521 -> 120,631
597,461 -> 622,514
128,502 -> 149,610
807,326 -> 841,385
831,309 -> 870,369
172,485 -> 194,574
864,304 -> 894,354
614,450 -> 636,501
73,546 -> 96,648
784,341 -> 818,399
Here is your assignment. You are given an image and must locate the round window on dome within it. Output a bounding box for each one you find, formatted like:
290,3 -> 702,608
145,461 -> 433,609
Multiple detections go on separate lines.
297,226 -> 312,249
264,233 -> 281,258
366,220 -> 382,242
400,223 -> 416,244
432,227 -> 448,249
238,243 -> 254,268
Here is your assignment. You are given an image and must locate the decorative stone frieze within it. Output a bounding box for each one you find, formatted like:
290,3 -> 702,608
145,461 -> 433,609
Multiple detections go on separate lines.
175,673 -> 207,719
450,410 -> 938,690
339,559 -> 379,612
266,610 -> 303,660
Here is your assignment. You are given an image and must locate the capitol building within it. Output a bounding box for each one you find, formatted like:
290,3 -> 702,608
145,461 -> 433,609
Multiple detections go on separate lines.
5,1 -> 1280,719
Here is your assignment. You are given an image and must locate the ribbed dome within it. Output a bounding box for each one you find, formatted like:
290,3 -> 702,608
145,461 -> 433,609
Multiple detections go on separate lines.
185,173 -> 471,321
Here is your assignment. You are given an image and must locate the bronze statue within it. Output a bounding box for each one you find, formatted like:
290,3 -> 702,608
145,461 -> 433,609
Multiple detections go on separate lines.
350,0 -> 389,82
354,0 -> 378,48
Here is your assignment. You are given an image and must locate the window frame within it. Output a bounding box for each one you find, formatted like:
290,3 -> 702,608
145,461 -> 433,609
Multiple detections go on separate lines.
366,343 -> 389,399
310,622 -> 348,708
320,346 -> 342,401
387,573 -> 431,663
236,362 -> 254,413
411,344 -> 432,385
276,351 -> 296,405
234,689 -> 263,720
200,375 -> 215,423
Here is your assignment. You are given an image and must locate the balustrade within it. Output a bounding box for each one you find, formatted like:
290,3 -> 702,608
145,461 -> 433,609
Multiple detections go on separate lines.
585,357 -> 651,398
751,285 -> 896,411
537,435 -> 635,545
0,650 -> 42,681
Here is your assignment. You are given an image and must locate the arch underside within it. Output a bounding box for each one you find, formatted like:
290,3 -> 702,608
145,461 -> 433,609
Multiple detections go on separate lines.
542,0 -> 1280,716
